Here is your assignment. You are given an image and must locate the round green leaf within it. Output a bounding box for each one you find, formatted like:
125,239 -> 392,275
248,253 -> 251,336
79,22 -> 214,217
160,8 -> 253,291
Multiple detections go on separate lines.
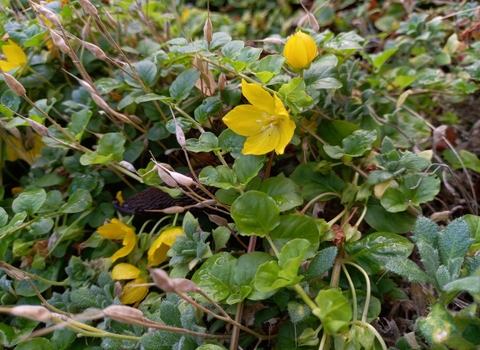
231,191 -> 280,237
61,189 -> 92,213
259,175 -> 303,211
169,68 -> 201,103
270,214 -> 319,259
191,252 -> 237,303
380,187 -> 409,213
124,60 -> 158,88
314,288 -> 352,334
365,198 -> 416,233
12,189 -> 47,215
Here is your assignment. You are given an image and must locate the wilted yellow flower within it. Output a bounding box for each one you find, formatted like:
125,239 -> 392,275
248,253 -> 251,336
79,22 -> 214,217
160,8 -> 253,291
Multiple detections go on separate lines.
121,278 -> 148,305
110,263 -> 148,306
0,40 -> 27,72
111,262 -> 141,280
98,218 -> 136,262
6,134 -> 45,165
148,227 -> 184,266
283,32 -> 317,69
223,79 -> 296,155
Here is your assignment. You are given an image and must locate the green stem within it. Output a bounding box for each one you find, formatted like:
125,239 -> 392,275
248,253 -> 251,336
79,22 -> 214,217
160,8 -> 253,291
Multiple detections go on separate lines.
344,261 -> 371,323
341,263 -> 357,322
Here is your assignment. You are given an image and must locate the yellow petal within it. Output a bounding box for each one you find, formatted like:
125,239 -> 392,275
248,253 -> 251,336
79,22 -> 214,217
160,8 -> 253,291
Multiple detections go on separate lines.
111,263 -> 140,280
223,105 -> 269,136
97,218 -> 131,240
147,227 -> 184,266
3,40 -> 27,67
275,118 -> 296,155
111,229 -> 136,262
0,60 -> 20,71
242,127 -> 280,155
120,278 -> 148,305
241,79 -> 276,115
116,191 -> 125,206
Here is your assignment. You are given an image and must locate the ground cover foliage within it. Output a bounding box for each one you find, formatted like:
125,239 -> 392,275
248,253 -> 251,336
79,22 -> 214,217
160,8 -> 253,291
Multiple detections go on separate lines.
1,0 -> 480,349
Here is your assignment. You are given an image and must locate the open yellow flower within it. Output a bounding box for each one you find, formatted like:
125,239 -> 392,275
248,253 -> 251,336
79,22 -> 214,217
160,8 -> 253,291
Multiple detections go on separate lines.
97,219 -> 136,263
283,32 -> 317,69
111,263 -> 148,306
0,40 -> 27,72
223,79 -> 296,155
148,227 -> 184,266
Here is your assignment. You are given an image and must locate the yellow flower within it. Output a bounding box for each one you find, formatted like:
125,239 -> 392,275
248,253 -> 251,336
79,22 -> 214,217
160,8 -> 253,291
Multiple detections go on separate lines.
283,32 -> 317,69
148,227 -> 184,266
0,40 -> 27,72
111,263 -> 141,280
98,218 -> 136,262
121,278 -> 148,305
111,263 -> 148,306
6,134 -> 45,165
223,79 -> 296,155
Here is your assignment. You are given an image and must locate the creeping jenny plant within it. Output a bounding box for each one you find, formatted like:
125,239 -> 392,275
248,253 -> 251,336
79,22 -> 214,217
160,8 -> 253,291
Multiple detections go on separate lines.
1,0 -> 480,349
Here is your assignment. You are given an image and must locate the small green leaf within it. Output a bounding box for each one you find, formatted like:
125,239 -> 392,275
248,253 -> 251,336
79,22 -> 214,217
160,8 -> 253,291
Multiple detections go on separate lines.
68,109 -> 92,141
443,149 -> 480,172
15,338 -> 54,350
194,96 -> 223,123
443,276 -> 480,294
232,154 -> 264,186
235,252 -> 276,301
254,238 -> 309,292
345,231 -> 414,274
399,173 -> 440,206
465,214 -> 480,252
12,189 -> 47,215
191,252 -> 237,303
290,163 -> 345,201
385,257 -> 434,284
199,165 -> 237,190
270,214 -> 319,259
185,132 -> 220,153
314,288 -> 352,334
94,78 -> 122,94
380,187 -> 409,213
323,129 -> 377,160
304,64 -> 342,89
237,46 -> 263,67
135,93 -> 170,103
218,128 -> 246,158
255,54 -> 286,74
170,68 -> 201,103
418,302 -> 457,347
221,40 -> 244,59
278,78 -> 313,114
438,218 -> 472,279
365,198 -> 416,233
231,191 -> 280,237
147,122 -> 169,141
258,175 -> 303,211
368,48 -> 398,70
125,60 -> 157,88
61,189 -> 92,213
305,246 -> 338,280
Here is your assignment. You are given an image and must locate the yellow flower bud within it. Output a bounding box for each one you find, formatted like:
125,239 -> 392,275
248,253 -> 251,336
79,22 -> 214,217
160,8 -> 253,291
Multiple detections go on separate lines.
283,31 -> 317,69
